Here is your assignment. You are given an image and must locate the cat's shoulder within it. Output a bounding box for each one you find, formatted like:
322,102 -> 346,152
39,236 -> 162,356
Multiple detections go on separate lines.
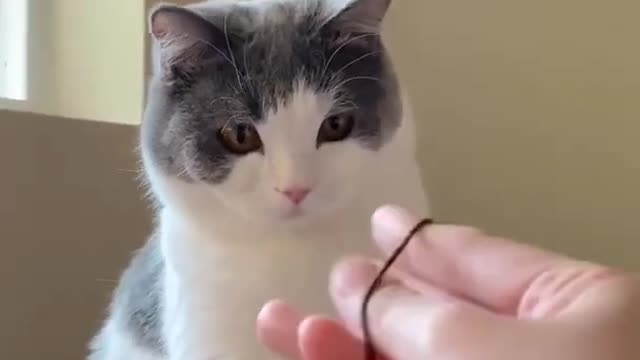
110,234 -> 165,353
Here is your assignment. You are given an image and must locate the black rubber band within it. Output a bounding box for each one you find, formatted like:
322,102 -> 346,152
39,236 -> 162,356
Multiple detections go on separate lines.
361,217 -> 434,360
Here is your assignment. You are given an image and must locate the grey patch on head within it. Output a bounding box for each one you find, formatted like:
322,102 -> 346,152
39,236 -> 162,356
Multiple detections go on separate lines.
103,236 -> 166,355
141,0 -> 402,184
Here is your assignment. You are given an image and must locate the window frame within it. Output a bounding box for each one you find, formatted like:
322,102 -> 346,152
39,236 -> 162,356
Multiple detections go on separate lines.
0,0 -> 29,110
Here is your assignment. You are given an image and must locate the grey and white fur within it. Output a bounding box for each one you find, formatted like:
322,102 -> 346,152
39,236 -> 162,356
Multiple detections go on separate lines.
89,0 -> 429,359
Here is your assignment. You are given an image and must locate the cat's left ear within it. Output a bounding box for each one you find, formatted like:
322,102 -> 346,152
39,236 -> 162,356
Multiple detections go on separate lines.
330,0 -> 392,34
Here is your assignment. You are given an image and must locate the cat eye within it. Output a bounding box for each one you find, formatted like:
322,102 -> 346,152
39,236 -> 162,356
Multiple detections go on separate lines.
317,113 -> 355,144
218,121 -> 262,154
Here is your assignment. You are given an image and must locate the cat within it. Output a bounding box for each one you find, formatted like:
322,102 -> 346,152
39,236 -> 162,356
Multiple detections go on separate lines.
88,0 -> 429,359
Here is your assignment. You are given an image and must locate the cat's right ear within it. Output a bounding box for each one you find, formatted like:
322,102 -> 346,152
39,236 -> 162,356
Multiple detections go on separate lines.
329,0 -> 392,34
149,4 -> 229,83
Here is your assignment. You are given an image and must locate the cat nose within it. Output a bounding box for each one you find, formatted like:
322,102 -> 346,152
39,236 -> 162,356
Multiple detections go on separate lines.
277,186 -> 311,205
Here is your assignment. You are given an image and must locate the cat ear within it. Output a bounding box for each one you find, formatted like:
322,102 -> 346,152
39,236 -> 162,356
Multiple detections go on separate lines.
149,4 -> 231,81
331,0 -> 392,34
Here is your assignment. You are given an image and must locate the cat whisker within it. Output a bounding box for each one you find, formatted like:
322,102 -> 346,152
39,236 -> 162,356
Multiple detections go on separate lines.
329,51 -> 382,84
190,33 -> 244,91
209,98 -> 256,125
321,33 -> 379,82
332,76 -> 382,91
333,98 -> 360,113
193,37 -> 236,70
176,166 -> 190,178
223,14 -> 246,94
209,97 -> 246,108
242,43 -> 255,96
221,113 -> 251,130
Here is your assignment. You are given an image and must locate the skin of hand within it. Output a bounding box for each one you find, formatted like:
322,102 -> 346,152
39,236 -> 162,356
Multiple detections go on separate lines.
256,205 -> 640,360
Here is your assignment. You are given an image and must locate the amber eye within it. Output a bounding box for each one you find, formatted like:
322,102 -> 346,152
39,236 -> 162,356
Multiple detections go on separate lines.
317,113 -> 355,144
218,121 -> 262,154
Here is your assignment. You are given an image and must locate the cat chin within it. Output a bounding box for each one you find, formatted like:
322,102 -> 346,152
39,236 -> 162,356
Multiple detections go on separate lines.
231,202 -> 336,229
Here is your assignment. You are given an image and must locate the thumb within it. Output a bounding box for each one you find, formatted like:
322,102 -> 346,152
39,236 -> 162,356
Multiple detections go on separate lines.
329,258 -> 584,360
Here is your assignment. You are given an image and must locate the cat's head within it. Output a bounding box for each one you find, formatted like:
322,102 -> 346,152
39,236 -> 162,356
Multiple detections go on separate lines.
142,0 -> 402,227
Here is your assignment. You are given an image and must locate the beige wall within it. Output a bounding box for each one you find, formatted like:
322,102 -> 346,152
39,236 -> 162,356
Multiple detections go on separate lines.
386,1 -> 640,269
0,110 -> 150,359
49,0 -> 146,124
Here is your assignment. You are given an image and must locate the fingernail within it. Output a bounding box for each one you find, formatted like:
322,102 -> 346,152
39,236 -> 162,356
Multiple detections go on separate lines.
330,258 -> 379,298
371,205 -> 416,252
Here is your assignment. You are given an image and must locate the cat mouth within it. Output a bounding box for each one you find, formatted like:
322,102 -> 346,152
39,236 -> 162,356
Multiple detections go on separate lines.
279,206 -> 305,220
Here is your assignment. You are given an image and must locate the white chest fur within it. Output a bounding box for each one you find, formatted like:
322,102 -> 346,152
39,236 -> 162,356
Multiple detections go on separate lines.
158,158 -> 428,359
160,206 -> 374,359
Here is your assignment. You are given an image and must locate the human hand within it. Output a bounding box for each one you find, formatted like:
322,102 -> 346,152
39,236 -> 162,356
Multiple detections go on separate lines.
257,205 -> 640,360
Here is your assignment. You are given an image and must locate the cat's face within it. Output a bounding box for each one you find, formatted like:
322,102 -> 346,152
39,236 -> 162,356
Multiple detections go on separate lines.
142,0 -> 401,226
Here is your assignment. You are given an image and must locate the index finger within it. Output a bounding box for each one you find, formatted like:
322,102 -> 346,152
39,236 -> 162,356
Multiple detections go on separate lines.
371,205 -> 572,314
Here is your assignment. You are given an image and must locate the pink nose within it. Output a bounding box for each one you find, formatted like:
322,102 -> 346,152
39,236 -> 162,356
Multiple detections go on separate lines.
279,187 -> 311,205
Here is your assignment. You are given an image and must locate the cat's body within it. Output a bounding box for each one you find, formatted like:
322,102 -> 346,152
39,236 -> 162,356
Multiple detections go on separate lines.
89,0 -> 429,359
